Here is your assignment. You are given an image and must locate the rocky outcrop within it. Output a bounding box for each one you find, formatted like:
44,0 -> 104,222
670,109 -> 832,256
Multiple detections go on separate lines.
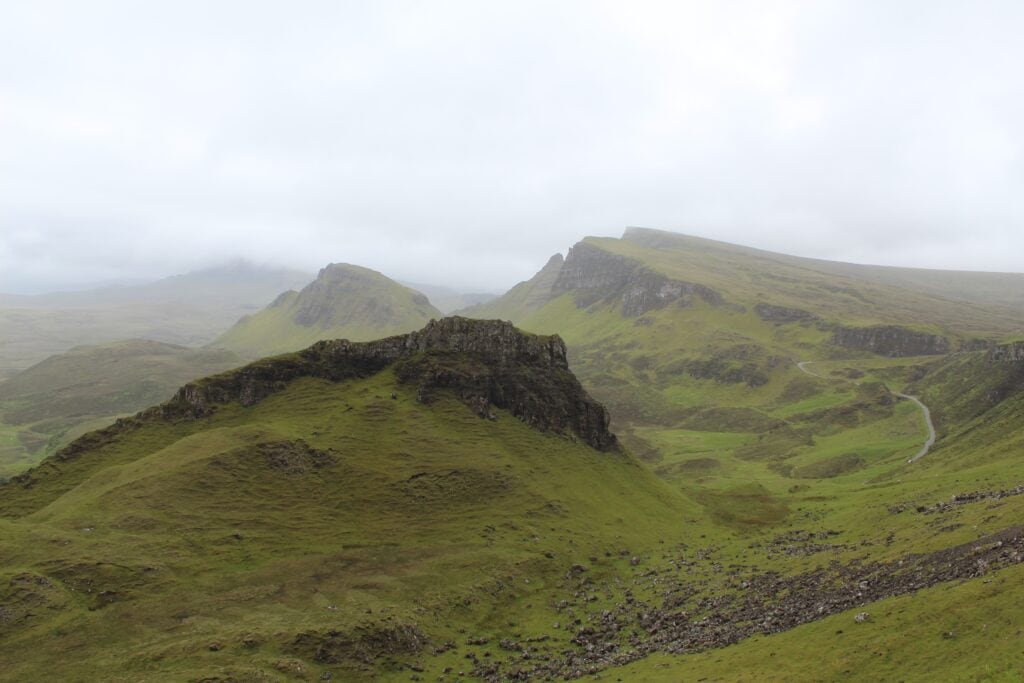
551,241 -> 721,317
146,317 -> 617,452
830,325 -> 950,357
989,341 -> 1024,362
520,253 -> 566,309
754,303 -> 818,323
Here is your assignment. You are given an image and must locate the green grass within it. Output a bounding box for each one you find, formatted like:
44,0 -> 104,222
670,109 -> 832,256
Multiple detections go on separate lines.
0,369 -> 714,681
6,230 -> 1024,680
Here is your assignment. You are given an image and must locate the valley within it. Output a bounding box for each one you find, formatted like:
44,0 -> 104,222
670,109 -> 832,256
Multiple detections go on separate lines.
1,229 -> 1023,681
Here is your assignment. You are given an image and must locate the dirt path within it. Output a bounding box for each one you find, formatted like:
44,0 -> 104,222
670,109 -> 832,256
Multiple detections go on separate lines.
795,360 -> 829,380
894,392 -> 936,462
794,360 -> 936,463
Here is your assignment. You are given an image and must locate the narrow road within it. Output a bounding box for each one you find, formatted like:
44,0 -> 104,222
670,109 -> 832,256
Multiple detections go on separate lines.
795,360 -> 829,380
794,360 -> 936,463
894,392 -> 936,463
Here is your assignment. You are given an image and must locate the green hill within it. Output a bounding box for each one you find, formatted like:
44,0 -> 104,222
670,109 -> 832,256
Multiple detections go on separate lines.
0,318 -> 703,681
465,228 -> 1024,436
213,263 -> 443,357
3,317 -> 1024,680
0,339 -> 242,477
447,229 -> 1024,680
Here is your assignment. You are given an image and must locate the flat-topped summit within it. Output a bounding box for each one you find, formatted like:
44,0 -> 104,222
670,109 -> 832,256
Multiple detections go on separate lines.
184,316 -> 616,452
21,318 -> 617,479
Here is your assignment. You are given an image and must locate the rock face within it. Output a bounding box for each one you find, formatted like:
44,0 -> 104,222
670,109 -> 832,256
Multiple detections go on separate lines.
520,253 -> 566,309
989,341 -> 1024,362
551,241 -> 721,317
754,303 -> 818,323
831,325 -> 950,357
153,317 -> 617,452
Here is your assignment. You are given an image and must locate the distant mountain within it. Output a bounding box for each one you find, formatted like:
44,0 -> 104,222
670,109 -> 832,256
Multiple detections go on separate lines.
0,261 -> 312,379
470,228 -> 1024,334
0,260 -> 313,310
212,263 -> 443,357
399,280 -> 498,314
0,339 -> 242,477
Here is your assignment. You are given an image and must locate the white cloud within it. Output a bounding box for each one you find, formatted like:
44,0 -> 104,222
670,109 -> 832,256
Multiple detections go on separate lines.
1,0 -> 1022,292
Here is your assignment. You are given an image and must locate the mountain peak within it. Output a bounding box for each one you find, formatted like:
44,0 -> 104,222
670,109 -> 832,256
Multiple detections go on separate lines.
213,262 -> 440,357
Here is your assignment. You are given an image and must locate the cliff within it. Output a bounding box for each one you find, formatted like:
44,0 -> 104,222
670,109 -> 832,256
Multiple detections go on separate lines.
552,241 -> 722,316
989,341 -> 1024,362
754,303 -> 819,323
48,318 -> 619,463
831,325 -> 950,357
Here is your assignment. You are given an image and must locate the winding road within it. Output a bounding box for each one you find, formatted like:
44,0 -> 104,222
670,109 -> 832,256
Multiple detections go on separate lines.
795,360 -> 936,463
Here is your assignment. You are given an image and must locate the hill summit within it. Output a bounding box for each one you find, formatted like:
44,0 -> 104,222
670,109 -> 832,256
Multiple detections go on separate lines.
0,316 -> 676,682
176,316 -> 617,452
212,263 -> 442,357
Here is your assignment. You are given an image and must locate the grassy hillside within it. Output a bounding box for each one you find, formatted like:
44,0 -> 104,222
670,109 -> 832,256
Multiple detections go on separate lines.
0,319 -> 706,681
213,263 -> 442,357
3,317 -> 1024,680
446,232 -> 1024,679
0,340 -> 242,478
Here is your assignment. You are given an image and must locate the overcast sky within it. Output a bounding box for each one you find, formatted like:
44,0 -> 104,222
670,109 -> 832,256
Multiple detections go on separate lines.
2,0 -> 1023,293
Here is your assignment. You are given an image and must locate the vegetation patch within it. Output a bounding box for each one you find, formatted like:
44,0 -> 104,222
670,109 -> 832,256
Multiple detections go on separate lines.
790,452 -> 866,479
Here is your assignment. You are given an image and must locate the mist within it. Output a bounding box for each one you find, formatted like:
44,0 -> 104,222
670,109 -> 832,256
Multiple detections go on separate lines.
2,0 -> 1022,293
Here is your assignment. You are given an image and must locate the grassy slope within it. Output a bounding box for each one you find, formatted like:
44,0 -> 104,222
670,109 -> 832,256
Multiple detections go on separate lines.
621,227 -> 1024,326
0,340 -> 242,478
458,230 -> 1024,679
213,264 -> 442,358
0,369 -> 709,681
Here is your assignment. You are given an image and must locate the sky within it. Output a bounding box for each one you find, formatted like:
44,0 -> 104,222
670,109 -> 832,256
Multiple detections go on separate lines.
1,0 -> 1023,293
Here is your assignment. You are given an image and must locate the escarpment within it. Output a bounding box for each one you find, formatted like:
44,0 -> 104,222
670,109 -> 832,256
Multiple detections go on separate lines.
551,241 -> 722,316
989,341 -> 1024,362
830,324 -> 950,357
755,303 -> 819,323
51,318 -> 619,457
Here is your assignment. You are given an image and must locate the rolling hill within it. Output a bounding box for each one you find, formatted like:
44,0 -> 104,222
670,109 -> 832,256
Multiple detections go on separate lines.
4,229 -> 1024,680
212,263 -> 443,358
2,314 -> 1024,679
0,317 -> 702,681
